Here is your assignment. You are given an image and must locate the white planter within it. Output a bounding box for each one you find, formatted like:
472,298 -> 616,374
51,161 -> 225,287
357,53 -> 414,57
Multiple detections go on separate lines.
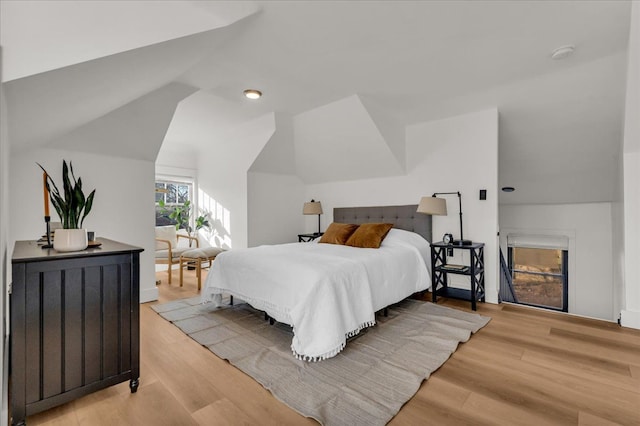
54,229 -> 88,252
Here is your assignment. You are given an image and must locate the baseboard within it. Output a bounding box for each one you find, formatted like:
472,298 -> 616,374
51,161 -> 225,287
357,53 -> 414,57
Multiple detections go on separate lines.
620,309 -> 640,330
140,286 -> 159,304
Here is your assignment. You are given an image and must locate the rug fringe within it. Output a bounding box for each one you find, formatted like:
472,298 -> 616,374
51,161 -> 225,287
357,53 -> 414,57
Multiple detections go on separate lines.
203,288 -> 377,362
291,319 -> 376,362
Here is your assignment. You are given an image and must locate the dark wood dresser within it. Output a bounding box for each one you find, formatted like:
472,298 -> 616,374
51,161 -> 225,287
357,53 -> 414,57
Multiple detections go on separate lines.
10,238 -> 143,426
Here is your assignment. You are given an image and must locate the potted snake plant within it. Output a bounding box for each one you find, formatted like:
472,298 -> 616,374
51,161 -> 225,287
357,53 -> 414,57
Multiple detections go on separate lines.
38,160 -> 96,251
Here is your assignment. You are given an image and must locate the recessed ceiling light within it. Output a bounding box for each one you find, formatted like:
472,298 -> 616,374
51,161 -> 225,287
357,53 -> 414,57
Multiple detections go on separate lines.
243,89 -> 262,100
551,45 -> 575,60
502,187 -> 515,192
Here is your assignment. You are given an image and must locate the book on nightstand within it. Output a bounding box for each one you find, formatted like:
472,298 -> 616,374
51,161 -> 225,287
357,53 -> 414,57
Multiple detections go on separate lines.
440,264 -> 469,273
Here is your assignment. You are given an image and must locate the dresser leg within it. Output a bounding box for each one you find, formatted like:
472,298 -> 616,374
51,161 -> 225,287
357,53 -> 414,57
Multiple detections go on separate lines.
130,378 -> 139,393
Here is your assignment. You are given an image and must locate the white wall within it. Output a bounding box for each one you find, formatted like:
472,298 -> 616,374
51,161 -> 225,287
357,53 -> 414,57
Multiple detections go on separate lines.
247,172 -> 305,247
293,95 -> 404,184
612,200 -> 625,322
500,203 -> 614,321
305,109 -> 500,303
0,58 -> 11,426
622,2 -> 640,329
156,145 -> 198,171
196,114 -> 274,250
623,152 -> 640,327
9,148 -> 158,303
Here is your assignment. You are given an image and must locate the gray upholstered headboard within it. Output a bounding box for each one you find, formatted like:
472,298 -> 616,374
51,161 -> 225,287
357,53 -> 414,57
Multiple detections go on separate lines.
333,204 -> 432,242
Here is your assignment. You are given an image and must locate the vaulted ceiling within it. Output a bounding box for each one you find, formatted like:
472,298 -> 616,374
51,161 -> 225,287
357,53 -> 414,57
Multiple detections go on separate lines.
1,1 -> 632,204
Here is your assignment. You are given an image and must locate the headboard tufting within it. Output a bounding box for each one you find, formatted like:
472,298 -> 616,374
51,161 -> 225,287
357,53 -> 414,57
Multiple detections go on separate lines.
333,204 -> 432,242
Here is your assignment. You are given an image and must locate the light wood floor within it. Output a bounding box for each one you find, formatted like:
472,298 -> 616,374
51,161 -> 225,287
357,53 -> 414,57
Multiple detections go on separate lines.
28,269 -> 640,425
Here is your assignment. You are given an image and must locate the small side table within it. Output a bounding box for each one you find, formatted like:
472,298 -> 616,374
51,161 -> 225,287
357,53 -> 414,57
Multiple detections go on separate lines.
298,232 -> 323,242
430,241 -> 485,310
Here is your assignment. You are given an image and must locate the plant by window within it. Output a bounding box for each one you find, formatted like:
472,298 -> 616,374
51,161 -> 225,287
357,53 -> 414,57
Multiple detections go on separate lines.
158,199 -> 210,246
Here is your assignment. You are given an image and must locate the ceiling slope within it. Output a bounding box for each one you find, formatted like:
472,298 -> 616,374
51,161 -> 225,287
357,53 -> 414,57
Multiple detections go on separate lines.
178,1 -> 630,124
4,24 -> 248,152
3,0 -> 633,205
359,96 -> 405,171
162,89 -> 269,151
197,112 -> 276,181
0,0 -> 259,82
497,53 -> 627,204
249,112 -> 296,175
293,95 -> 405,184
246,95 -> 406,179
48,82 -> 197,161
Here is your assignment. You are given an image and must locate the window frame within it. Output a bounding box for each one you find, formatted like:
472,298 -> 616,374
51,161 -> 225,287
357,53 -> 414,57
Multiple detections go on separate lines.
155,180 -> 192,206
508,246 -> 569,312
155,177 -> 195,229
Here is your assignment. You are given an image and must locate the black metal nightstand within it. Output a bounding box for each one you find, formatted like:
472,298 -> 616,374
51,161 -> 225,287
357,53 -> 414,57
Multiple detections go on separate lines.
430,241 -> 485,310
298,232 -> 323,242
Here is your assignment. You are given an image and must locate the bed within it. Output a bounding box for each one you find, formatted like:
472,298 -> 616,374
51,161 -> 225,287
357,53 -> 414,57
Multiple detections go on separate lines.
202,204 -> 432,361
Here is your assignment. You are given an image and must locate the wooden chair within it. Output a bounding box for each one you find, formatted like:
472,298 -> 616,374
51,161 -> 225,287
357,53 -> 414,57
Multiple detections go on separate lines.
155,225 -> 198,284
179,247 -> 225,290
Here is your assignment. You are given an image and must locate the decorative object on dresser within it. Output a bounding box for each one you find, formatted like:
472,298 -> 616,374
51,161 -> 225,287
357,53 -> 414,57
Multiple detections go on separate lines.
302,199 -> 323,235
417,192 -> 472,246
10,239 -> 143,426
38,160 -> 96,252
40,172 -> 53,248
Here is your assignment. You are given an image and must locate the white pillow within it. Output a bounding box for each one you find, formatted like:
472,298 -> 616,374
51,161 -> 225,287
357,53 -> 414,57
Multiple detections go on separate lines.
155,225 -> 178,250
381,228 -> 431,265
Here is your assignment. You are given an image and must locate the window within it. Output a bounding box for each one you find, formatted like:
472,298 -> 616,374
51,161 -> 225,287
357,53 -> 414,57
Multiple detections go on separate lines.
155,179 -> 193,227
155,181 -> 190,205
508,246 -> 568,312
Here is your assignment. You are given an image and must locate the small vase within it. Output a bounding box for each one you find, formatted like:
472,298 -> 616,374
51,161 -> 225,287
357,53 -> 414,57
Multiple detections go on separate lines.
54,229 -> 88,252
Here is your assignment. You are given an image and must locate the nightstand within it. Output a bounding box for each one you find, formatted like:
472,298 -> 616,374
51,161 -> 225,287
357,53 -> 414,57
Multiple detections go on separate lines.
298,232 -> 323,242
430,241 -> 485,310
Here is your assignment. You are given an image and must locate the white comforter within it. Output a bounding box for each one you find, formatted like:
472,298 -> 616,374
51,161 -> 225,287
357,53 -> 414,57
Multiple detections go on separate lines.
201,228 -> 431,361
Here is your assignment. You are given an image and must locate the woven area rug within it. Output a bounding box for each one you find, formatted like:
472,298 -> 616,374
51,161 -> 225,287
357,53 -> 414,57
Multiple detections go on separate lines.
152,296 -> 490,425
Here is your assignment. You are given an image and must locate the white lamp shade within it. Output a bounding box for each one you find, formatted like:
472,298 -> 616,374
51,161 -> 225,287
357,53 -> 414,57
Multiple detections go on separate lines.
417,197 -> 447,216
303,201 -> 323,215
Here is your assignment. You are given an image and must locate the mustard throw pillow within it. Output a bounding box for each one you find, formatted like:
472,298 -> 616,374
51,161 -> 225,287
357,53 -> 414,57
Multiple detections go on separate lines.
319,223 -> 360,245
345,223 -> 394,249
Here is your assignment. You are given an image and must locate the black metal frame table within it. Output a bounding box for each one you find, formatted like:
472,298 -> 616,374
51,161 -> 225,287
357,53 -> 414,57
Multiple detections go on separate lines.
430,241 -> 485,310
298,232 -> 323,242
